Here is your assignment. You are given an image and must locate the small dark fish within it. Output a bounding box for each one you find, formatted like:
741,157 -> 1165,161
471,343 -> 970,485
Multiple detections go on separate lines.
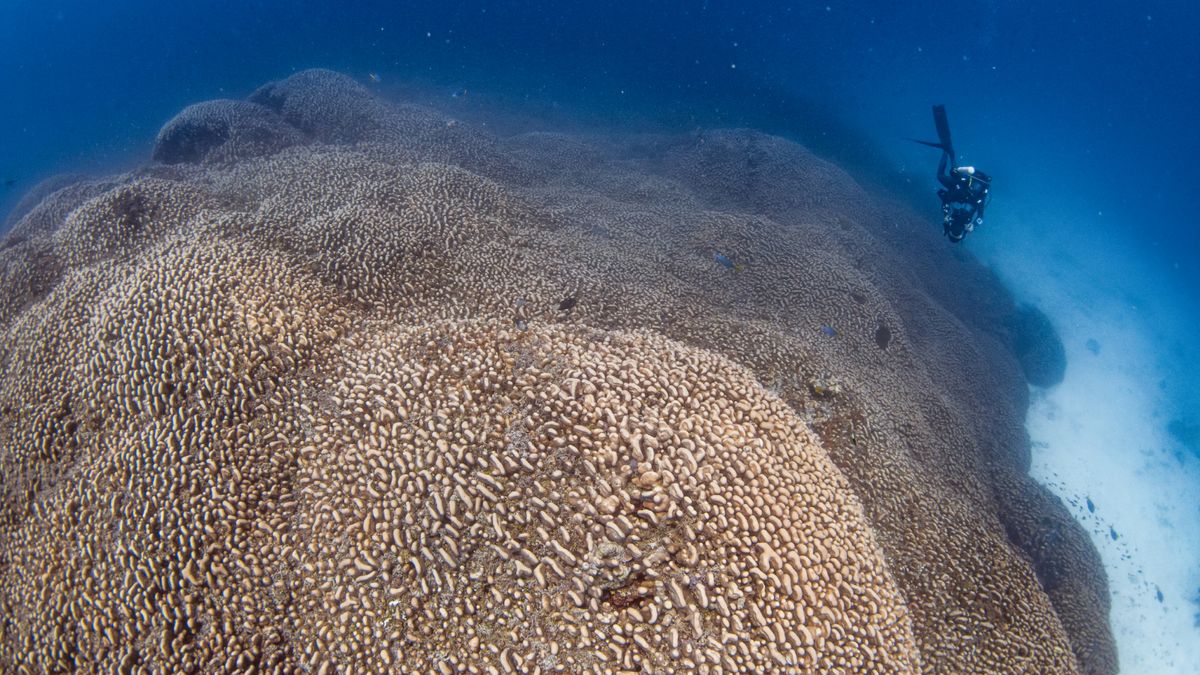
1109,526 -> 1118,541
1155,586 -> 1164,603
1086,497 -> 1095,513
714,252 -> 734,269
819,325 -> 838,337
558,296 -> 577,312
2,178 -> 16,188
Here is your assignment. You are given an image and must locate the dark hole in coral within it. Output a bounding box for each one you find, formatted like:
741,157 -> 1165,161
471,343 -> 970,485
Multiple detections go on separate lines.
111,189 -> 153,233
874,323 -> 891,350
850,291 -> 866,305
601,571 -> 652,609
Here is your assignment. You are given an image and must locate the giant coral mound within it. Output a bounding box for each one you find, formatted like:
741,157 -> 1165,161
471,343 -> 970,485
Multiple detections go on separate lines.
0,69 -> 1113,673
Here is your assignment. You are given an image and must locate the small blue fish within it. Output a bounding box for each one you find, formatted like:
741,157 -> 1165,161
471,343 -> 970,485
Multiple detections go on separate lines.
1109,526 -> 1118,541
819,325 -> 838,337
1086,497 -> 1095,513
713,252 -> 747,272
1155,586 -> 1164,603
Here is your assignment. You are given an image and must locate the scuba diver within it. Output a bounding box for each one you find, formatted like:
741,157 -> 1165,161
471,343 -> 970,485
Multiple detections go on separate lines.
912,105 -> 991,243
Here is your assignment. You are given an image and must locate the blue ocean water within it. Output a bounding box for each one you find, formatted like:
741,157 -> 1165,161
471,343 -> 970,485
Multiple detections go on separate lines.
1,0 -> 1197,670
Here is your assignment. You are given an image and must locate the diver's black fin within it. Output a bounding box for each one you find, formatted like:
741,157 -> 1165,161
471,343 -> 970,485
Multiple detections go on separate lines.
907,138 -> 947,150
932,104 -> 954,158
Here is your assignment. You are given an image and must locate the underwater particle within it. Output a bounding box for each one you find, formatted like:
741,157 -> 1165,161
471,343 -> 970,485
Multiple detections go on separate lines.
1109,526 -> 1118,541
819,324 -> 837,337
1086,497 -> 1095,513
1085,338 -> 1100,355
558,296 -> 577,312
874,323 -> 891,350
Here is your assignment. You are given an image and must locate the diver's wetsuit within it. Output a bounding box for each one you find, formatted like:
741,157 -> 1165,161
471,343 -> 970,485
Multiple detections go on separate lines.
936,150 -> 990,243
915,105 -> 992,243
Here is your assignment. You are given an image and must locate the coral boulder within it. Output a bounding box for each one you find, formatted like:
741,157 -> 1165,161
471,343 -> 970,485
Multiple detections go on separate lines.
0,69 -> 1112,674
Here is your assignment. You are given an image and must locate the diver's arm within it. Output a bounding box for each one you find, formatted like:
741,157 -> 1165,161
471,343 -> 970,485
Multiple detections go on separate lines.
972,189 -> 988,222
975,183 -> 990,213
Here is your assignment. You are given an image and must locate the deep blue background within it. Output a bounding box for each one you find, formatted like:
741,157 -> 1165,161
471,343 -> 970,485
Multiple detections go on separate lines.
2,0 -> 1200,661
1,0 -> 1197,319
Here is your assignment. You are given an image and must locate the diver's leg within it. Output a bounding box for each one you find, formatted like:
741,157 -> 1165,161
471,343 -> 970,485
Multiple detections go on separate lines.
933,104 -> 955,160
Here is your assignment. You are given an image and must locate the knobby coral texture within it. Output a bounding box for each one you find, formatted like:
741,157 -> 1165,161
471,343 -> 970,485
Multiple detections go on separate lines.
0,69 -> 1113,673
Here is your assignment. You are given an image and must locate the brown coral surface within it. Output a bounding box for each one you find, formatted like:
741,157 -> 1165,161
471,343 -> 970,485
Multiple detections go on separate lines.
0,69 -> 1114,673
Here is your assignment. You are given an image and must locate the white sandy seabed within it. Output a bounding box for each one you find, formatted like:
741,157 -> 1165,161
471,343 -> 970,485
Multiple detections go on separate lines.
975,210 -> 1200,674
